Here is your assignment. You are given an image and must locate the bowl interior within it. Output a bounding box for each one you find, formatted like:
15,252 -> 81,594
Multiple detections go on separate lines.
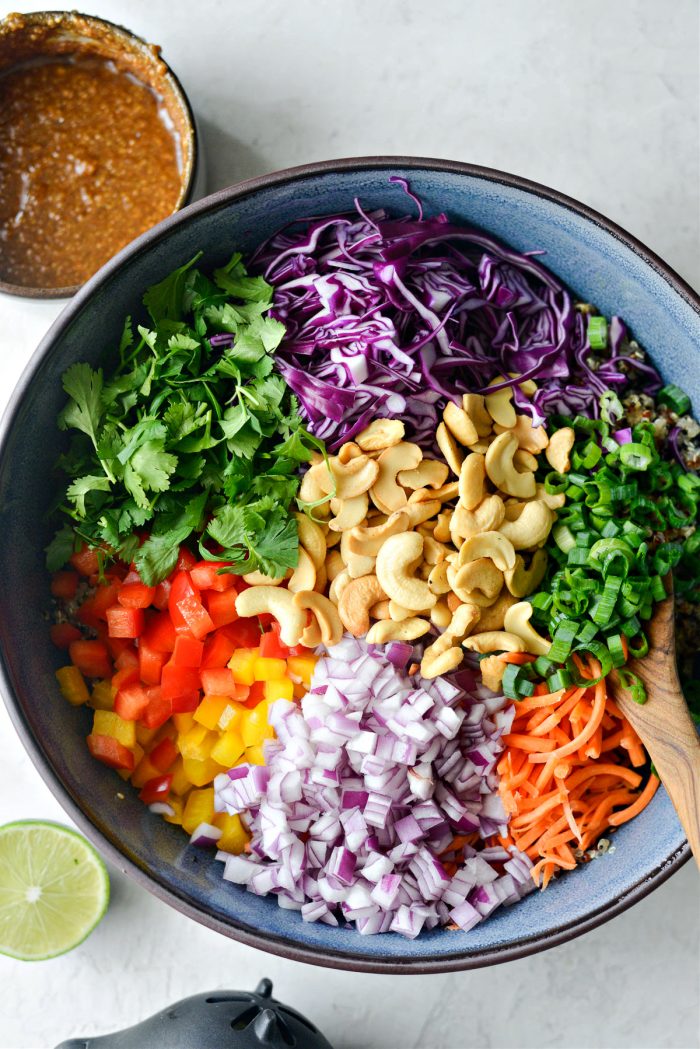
0,162 -> 694,970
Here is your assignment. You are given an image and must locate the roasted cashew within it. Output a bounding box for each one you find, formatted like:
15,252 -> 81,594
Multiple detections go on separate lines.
340,531 -> 375,578
301,619 -> 323,648
503,500 -> 527,522
503,602 -> 551,656
420,643 -> 463,679
546,427 -> 575,474
314,563 -> 328,594
473,591 -> 518,632
314,454 -> 379,500
462,631 -> 526,654
325,528 -> 341,548
293,591 -> 343,647
376,532 -> 437,611
423,536 -> 449,565
235,587 -> 305,647
433,511 -> 453,543
328,569 -> 351,605
428,561 -> 451,595
446,591 -> 462,613
328,493 -> 369,532
356,418 -> 405,452
452,558 -> 503,606
338,574 -> 386,636
299,464 -> 331,509
495,414 -> 549,453
294,513 -> 327,569
485,383 -> 517,428
347,511 -> 409,557
436,422 -> 464,476
458,453 -> 486,511
409,482 -> 459,504
287,548 -> 317,593
504,549 -> 548,597
404,500 -> 441,528
499,500 -> 554,550
325,550 -> 345,582
535,483 -> 566,510
458,530 -> 517,572
337,442 -> 363,464
398,460 -> 449,491
443,401 -> 479,446
514,448 -> 538,473
447,602 -> 481,641
370,599 -> 391,620
430,599 -> 453,629
370,442 -> 423,514
485,432 -> 536,499
389,599 -> 414,622
480,654 -> 507,692
366,617 -> 430,644
462,394 -> 492,437
242,569 -> 286,586
451,495 -> 505,541
466,440 -> 491,454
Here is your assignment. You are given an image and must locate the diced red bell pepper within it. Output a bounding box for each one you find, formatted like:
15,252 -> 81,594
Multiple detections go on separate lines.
115,646 -> 138,671
91,582 -> 123,620
87,733 -> 134,771
170,691 -> 201,713
106,635 -> 134,660
172,634 -> 204,668
169,573 -> 215,639
245,679 -> 267,708
259,621 -> 307,660
106,606 -> 144,639
111,663 -> 140,692
139,774 -> 173,805
204,589 -> 240,629
142,611 -> 176,653
51,571 -> 79,600
258,613 -> 274,629
77,598 -> 101,630
50,623 -> 83,650
190,560 -> 237,592
139,641 -> 167,686
68,639 -> 112,680
140,687 -> 173,729
161,662 -> 201,703
70,546 -> 101,577
199,666 -> 240,697
153,577 -> 172,611
201,627 -> 239,669
227,617 -> 262,649
117,573 -> 156,609
114,684 -> 149,721
175,547 -> 198,573
149,737 -> 178,772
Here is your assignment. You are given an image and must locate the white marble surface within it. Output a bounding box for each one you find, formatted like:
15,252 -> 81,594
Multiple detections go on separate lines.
0,1 -> 698,1046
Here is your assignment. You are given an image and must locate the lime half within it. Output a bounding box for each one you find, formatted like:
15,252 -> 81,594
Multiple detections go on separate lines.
0,820 -> 110,960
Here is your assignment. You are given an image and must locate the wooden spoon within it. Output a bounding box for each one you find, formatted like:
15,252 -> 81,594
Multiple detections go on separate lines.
611,585 -> 700,869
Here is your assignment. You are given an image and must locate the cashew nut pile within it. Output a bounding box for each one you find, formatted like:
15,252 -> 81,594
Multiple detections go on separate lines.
236,388 -> 574,682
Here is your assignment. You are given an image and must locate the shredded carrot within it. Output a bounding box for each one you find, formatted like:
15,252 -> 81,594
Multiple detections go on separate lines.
495,654 -> 658,889
497,652 -> 537,665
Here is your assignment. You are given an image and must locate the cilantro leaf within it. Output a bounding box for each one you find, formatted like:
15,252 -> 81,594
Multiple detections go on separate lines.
58,364 -> 104,450
206,499 -> 299,578
45,526 -> 77,572
67,474 -> 112,517
130,441 -> 178,492
143,253 -> 203,324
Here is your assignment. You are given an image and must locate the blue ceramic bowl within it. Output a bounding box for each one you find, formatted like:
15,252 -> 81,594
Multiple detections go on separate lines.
0,158 -> 696,973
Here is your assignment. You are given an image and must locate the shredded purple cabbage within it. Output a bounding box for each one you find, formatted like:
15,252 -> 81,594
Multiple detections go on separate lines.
253,179 -> 661,450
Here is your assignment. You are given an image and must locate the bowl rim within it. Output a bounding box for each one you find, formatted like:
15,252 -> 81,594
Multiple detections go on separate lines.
0,9 -> 202,301
0,155 -> 695,973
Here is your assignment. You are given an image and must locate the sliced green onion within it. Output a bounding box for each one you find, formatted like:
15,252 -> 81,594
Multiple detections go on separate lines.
618,668 -> 647,704
620,443 -> 654,471
587,315 -> 608,350
657,383 -> 691,415
547,669 -> 572,691
533,655 -> 556,678
565,641 -> 613,686
552,525 -> 576,554
577,620 -> 598,644
626,633 -> 649,659
621,614 -> 641,637
548,620 -> 579,663
607,633 -> 627,668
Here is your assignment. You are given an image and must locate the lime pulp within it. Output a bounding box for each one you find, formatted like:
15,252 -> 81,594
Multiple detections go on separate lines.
0,820 -> 110,960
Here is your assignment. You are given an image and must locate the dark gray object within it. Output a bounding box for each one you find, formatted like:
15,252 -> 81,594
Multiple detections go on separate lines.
55,978 -> 335,1049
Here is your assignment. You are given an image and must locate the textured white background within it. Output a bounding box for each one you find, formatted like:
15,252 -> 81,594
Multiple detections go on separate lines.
0,2 -> 698,1047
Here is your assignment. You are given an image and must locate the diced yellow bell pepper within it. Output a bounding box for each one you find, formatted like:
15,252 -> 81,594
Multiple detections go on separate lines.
210,730 -> 245,768
173,712 -> 196,734
253,656 -> 287,681
293,681 -> 307,700
194,694 -> 231,731
228,647 -> 260,686
130,757 -> 159,789
182,787 -> 216,833
182,756 -> 220,787
93,710 -> 136,750
135,722 -> 160,748
214,812 -> 250,854
169,757 -> 192,796
163,797 -> 184,825
56,665 -> 89,706
242,702 -> 274,748
264,677 -> 294,702
90,679 -> 115,711
218,700 -> 246,732
178,724 -> 217,761
286,654 -> 317,686
245,744 -> 267,765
